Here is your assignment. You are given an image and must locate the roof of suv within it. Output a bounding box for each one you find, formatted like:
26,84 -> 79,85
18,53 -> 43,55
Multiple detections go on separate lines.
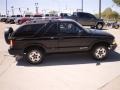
25,19 -> 76,25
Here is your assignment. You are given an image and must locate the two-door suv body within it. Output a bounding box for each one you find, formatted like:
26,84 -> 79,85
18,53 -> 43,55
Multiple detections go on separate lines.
4,19 -> 117,64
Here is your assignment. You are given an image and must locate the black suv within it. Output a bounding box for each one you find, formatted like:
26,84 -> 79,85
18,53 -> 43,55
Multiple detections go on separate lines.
4,19 -> 117,64
67,12 -> 105,30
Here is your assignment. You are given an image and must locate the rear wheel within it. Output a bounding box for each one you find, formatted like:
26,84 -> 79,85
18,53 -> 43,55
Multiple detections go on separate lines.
91,45 -> 108,60
26,48 -> 44,64
96,23 -> 103,30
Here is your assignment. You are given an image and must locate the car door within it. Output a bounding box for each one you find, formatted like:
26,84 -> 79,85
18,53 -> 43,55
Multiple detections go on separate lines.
58,21 -> 90,52
84,13 -> 97,26
77,13 -> 86,25
38,22 -> 59,52
77,13 -> 96,26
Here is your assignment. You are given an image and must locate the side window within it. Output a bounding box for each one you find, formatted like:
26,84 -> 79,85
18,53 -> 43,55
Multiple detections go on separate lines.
14,24 -> 44,37
85,13 -> 95,19
59,22 -> 82,36
44,23 -> 58,36
88,14 -> 96,19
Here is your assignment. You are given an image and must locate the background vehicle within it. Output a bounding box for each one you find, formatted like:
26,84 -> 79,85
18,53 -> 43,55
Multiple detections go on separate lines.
44,14 -> 59,19
60,13 -> 71,18
4,19 -> 117,64
15,15 -> 32,24
65,12 -> 105,30
0,15 -> 8,22
0,15 -> 6,21
106,21 -> 120,29
6,15 -> 23,24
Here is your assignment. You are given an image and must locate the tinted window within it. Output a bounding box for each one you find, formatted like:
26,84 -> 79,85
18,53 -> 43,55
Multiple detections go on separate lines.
43,23 -> 58,36
83,13 -> 95,19
17,15 -> 22,17
33,15 -> 42,17
25,15 -> 31,17
88,14 -> 96,19
14,24 -> 44,37
59,22 -> 82,36
11,15 -> 16,17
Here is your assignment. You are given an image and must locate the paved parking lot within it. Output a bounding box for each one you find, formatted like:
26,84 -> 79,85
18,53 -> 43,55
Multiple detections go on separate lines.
0,22 -> 120,90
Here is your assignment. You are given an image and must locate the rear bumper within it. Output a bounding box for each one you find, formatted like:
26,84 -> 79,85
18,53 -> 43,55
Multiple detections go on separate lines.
8,48 -> 23,55
110,43 -> 117,51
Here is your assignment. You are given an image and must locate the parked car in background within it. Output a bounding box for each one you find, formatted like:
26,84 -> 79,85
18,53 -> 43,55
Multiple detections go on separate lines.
106,21 -> 120,29
15,15 -> 32,24
0,15 -> 8,22
4,19 -> 117,64
44,14 -> 60,19
6,15 -> 23,24
31,14 -> 43,21
60,13 -> 71,18
65,12 -> 105,30
5,15 -> 15,24
0,15 -> 6,21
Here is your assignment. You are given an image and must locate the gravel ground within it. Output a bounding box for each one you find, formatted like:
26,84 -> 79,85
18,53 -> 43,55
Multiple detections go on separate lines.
0,22 -> 120,90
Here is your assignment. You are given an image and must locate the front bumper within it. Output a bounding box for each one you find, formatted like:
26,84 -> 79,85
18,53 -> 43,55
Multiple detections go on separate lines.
109,43 -> 117,51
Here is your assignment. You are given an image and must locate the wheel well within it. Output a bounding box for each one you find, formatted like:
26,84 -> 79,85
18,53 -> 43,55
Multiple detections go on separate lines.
91,42 -> 110,51
24,45 -> 46,54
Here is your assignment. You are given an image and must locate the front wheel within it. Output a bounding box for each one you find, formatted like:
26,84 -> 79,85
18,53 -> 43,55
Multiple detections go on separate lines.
10,20 -> 15,24
18,20 -> 22,24
114,25 -> 119,29
91,45 -> 108,60
26,49 -> 44,64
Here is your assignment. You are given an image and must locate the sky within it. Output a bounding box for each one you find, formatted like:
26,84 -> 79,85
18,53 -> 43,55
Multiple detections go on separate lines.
0,0 -> 120,15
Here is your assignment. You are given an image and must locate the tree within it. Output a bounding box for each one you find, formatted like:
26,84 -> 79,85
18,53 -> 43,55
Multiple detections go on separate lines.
101,7 -> 119,20
112,0 -> 120,6
111,11 -> 119,20
102,8 -> 113,19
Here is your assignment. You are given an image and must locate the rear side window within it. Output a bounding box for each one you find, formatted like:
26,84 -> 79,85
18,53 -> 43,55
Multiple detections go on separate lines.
14,24 -> 44,37
43,23 -> 58,36
87,13 -> 96,19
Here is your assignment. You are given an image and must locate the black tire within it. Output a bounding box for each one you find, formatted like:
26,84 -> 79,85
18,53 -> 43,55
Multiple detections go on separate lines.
96,23 -> 103,30
91,45 -> 108,60
114,25 -> 119,29
18,20 -> 22,25
10,20 -> 15,24
26,48 -> 44,64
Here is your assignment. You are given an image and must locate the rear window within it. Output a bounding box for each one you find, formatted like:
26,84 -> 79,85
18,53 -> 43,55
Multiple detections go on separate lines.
13,24 -> 44,37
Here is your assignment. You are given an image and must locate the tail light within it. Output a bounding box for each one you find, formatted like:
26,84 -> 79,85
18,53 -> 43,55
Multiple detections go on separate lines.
10,39 -> 15,47
7,40 -> 10,44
